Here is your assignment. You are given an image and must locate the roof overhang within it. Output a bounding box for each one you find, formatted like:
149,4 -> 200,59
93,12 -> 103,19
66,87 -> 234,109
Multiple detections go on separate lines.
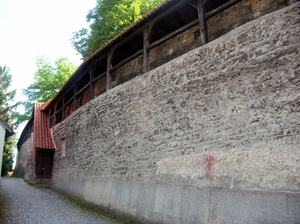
0,117 -> 14,138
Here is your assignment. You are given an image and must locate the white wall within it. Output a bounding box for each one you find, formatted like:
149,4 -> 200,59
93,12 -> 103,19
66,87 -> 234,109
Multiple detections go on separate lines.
0,122 -> 6,176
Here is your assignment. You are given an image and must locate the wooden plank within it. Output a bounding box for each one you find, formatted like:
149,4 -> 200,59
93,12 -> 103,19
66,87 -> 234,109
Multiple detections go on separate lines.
204,0 -> 242,19
197,0 -> 207,45
150,19 -> 198,49
106,48 -> 114,91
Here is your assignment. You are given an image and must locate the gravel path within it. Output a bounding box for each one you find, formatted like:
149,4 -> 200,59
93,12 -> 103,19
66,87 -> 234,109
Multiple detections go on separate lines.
0,177 -> 121,224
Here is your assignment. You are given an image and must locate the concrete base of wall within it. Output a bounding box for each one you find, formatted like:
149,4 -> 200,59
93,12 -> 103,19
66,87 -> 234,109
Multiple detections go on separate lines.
52,179 -> 300,224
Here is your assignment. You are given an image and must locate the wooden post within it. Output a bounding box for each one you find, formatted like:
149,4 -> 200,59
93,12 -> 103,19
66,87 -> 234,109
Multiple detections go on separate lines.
89,65 -> 95,99
197,0 -> 207,45
143,22 -> 154,73
53,104 -> 57,125
107,48 -> 114,91
74,82 -> 78,110
62,97 -> 65,120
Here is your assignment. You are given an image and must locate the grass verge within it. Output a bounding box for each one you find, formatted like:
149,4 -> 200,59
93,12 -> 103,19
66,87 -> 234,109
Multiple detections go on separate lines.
23,179 -> 34,186
63,197 -> 133,224
10,174 -> 23,178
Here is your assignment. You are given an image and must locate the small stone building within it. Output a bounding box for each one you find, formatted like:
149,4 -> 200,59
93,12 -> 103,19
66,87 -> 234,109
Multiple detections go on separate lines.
15,103 -> 54,185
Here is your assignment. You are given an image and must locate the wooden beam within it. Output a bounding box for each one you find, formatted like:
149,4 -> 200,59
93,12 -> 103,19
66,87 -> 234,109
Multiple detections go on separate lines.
89,65 -> 95,100
76,83 -> 90,97
92,71 -> 106,83
143,22 -> 154,73
106,48 -> 114,91
150,19 -> 198,49
64,97 -> 74,107
111,50 -> 143,71
94,52 -> 109,64
62,97 -> 65,120
143,30 -> 150,73
53,103 -> 57,125
74,82 -> 78,110
115,50 -> 130,57
204,0 -> 242,19
113,0 -> 188,51
197,0 -> 207,45
187,2 -> 197,10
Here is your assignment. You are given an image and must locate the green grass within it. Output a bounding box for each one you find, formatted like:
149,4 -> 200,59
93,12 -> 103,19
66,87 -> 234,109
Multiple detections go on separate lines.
23,179 -> 34,186
10,173 -> 23,178
63,197 -> 133,224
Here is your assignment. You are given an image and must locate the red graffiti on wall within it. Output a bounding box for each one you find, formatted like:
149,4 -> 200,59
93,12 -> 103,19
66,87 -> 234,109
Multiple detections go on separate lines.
205,154 -> 214,177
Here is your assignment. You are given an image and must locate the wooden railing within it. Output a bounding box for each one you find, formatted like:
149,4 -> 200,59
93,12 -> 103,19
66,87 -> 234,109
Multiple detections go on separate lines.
48,0 -> 243,127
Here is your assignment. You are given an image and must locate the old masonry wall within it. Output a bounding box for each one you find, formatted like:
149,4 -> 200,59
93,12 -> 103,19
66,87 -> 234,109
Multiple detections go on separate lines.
50,3 -> 300,224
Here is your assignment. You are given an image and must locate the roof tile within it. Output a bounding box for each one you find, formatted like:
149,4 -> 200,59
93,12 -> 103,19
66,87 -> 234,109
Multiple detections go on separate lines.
33,102 -> 55,150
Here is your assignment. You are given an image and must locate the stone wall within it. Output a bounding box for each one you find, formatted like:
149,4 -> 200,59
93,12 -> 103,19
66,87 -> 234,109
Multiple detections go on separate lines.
50,3 -> 300,223
13,138 -> 30,176
206,0 -> 289,41
23,133 -> 35,183
59,0 -> 292,124
114,0 -> 291,87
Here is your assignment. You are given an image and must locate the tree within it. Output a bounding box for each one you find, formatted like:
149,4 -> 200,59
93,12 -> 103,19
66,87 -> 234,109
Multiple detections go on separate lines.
24,56 -> 77,103
71,0 -> 164,59
22,56 -> 77,121
0,65 -> 17,176
0,66 -> 17,122
1,136 -> 16,176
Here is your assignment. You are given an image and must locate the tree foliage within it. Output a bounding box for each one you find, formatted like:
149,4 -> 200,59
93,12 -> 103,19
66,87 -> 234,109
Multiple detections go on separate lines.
0,65 -> 17,121
24,56 -> 77,103
0,65 -> 17,176
71,0 -> 164,59
1,136 -> 16,176
21,56 -> 77,122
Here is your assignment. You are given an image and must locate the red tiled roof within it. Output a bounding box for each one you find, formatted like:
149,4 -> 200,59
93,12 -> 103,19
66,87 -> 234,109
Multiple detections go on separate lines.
33,102 -> 55,150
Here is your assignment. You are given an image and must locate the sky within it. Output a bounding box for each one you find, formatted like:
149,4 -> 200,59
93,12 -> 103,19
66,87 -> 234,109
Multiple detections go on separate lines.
0,0 -> 96,136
